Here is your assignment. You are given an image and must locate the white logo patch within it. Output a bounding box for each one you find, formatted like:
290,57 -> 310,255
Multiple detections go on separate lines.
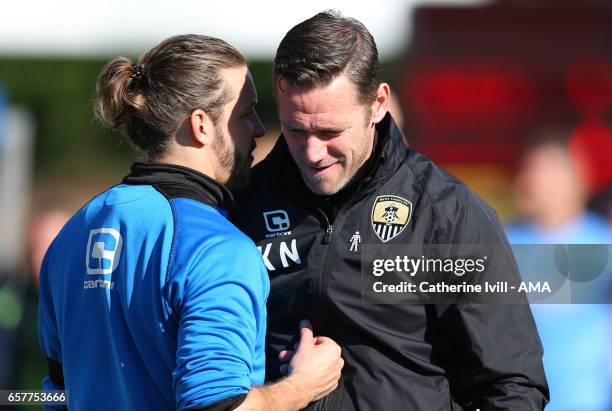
349,231 -> 361,252
86,228 -> 123,275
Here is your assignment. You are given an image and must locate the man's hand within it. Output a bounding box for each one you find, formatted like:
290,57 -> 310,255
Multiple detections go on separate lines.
279,320 -> 344,403
236,320 -> 343,410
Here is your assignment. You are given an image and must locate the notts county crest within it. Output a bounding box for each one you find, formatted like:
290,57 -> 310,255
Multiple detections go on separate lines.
371,195 -> 412,242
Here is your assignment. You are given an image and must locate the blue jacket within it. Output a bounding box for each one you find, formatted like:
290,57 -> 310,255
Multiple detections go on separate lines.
38,163 -> 269,410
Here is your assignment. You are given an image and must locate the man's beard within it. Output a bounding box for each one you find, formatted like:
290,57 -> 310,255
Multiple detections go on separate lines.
211,126 -> 251,192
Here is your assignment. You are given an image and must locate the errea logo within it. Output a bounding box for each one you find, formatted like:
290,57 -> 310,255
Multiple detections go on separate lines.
86,228 -> 123,275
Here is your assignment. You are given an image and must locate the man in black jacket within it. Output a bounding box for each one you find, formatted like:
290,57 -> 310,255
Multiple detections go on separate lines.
231,11 -> 549,410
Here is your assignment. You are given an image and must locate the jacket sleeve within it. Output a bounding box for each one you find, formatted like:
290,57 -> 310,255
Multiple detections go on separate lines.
169,234 -> 269,411
436,190 -> 549,410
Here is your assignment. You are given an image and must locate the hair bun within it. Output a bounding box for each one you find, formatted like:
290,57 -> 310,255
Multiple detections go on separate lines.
94,57 -> 146,130
130,64 -> 146,82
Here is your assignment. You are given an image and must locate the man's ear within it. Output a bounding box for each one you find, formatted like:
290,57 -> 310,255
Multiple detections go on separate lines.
370,83 -> 391,124
189,109 -> 215,147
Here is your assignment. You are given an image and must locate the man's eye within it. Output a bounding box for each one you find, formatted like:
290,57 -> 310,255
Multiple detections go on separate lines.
321,131 -> 342,138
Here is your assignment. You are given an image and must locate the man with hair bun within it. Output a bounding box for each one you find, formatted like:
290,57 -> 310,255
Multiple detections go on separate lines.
38,34 -> 343,411
231,11 -> 549,410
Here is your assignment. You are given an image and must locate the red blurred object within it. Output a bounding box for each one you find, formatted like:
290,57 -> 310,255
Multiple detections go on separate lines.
569,117 -> 612,195
566,57 -> 612,116
400,60 -> 537,163
397,2 -> 612,168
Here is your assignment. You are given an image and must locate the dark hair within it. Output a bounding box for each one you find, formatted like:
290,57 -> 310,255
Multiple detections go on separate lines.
273,10 -> 381,105
95,34 -> 246,158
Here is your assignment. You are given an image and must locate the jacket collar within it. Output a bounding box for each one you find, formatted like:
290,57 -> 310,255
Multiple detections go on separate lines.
370,112 -> 409,188
123,162 -> 234,211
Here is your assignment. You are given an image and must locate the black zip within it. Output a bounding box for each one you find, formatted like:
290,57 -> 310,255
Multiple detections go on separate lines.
313,208 -> 334,299
323,225 -> 334,244
314,207 -> 334,244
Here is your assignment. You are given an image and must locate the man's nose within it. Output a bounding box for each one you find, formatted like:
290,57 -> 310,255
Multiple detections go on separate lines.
303,135 -> 327,164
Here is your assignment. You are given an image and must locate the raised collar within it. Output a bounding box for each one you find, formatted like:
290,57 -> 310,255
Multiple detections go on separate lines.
123,162 -> 234,211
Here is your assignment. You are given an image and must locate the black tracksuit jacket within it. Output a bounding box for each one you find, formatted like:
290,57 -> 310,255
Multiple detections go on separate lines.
230,113 -> 549,410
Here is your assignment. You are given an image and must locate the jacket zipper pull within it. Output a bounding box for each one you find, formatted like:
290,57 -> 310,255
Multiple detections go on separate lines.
323,225 -> 334,244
